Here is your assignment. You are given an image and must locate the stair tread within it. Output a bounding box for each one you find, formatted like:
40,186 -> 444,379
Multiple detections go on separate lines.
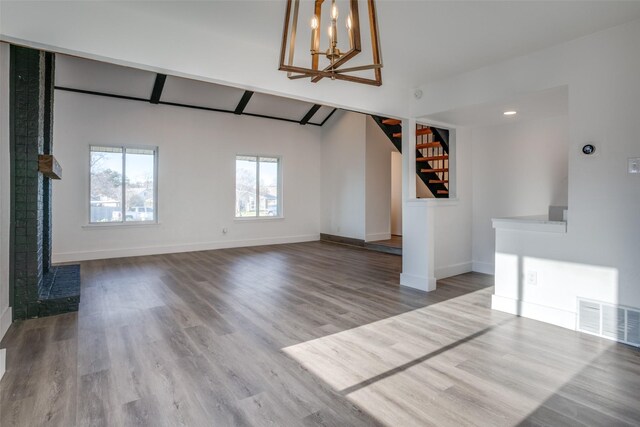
429,179 -> 449,184
382,118 -> 401,126
416,142 -> 442,149
392,128 -> 433,138
421,168 -> 448,173
437,190 -> 449,195
417,155 -> 448,161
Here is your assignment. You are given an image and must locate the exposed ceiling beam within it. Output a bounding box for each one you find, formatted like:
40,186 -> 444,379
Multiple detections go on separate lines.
150,74 -> 167,104
320,108 -> 338,126
234,91 -> 254,115
55,86 -> 328,127
56,86 -> 149,103
300,104 -> 322,125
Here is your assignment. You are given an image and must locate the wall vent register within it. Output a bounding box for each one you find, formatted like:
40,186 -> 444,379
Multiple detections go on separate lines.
578,298 -> 640,348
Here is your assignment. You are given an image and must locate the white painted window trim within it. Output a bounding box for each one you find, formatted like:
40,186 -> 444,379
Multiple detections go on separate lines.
82,222 -> 162,230
234,154 -> 283,220
87,144 -> 159,226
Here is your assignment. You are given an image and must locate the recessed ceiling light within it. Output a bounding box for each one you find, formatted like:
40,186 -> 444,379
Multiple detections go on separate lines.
503,111 -> 517,116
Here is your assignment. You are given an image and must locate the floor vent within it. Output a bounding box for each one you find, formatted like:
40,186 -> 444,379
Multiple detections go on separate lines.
577,299 -> 640,347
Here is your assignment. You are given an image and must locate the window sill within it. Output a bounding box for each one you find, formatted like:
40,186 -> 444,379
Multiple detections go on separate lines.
82,222 -> 161,229
234,216 -> 285,222
406,198 -> 459,207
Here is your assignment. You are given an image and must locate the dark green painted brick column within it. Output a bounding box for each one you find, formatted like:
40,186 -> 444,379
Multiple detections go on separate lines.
9,45 -> 54,319
42,52 -> 55,277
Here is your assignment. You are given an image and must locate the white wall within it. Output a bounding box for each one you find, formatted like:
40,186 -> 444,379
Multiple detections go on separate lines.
320,112 -> 434,245
413,19 -> 640,322
492,226 -> 619,330
472,115 -> 569,274
0,42 -> 11,378
321,113 -> 473,282
320,111 -> 366,240
433,127 -> 473,279
390,151 -> 402,235
365,116 -> 397,242
400,121 -> 474,291
52,91 -> 322,262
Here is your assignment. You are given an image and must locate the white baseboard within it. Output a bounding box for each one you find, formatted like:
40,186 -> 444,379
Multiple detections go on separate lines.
472,261 -> 494,275
435,262 -> 472,280
52,234 -> 320,263
400,273 -> 436,292
0,306 -> 11,382
365,232 -> 391,242
0,348 -> 5,382
491,294 -> 576,330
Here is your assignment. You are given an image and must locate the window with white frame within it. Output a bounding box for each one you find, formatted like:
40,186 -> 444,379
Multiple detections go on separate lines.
89,145 -> 157,223
235,155 -> 281,218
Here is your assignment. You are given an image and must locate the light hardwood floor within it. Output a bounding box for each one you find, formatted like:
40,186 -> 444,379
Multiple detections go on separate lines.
1,241 -> 639,426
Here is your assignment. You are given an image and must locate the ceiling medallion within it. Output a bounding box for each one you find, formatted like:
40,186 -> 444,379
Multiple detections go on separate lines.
279,0 -> 383,86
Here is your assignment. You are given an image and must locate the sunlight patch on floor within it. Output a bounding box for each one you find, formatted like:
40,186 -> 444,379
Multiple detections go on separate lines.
283,287 -> 614,426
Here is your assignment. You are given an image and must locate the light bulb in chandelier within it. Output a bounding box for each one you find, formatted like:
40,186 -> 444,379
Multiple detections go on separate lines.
331,4 -> 339,20
325,24 -> 341,61
346,15 -> 354,49
310,15 -> 319,53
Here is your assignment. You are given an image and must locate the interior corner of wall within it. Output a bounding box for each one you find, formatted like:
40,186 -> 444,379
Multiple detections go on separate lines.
0,305 -> 11,341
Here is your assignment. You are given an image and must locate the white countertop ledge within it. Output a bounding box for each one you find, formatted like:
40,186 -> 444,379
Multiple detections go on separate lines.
492,215 -> 567,233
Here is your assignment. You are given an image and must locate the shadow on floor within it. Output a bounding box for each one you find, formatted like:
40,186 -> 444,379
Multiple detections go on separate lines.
518,344 -> 640,426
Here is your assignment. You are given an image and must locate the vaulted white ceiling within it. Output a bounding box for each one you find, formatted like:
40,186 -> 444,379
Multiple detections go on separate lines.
3,1 -> 640,117
114,0 -> 640,87
55,54 -> 336,125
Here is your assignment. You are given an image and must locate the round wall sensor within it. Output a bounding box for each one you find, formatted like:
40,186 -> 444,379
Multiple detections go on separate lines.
582,144 -> 596,155
414,89 -> 423,99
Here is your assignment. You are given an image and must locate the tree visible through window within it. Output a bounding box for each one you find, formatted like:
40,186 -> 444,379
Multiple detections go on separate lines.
90,146 -> 157,223
236,156 -> 280,218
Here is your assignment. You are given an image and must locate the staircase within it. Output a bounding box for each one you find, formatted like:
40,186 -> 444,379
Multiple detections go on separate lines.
371,116 -> 450,198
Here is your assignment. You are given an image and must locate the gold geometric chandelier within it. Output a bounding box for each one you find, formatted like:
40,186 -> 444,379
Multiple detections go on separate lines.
279,0 -> 383,86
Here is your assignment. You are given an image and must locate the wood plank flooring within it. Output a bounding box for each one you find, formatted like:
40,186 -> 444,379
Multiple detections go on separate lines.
368,235 -> 402,249
365,236 -> 403,256
1,241 -> 639,426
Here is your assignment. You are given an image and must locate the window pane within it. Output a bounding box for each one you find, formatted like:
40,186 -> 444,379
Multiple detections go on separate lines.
90,147 -> 123,222
259,157 -> 279,217
125,148 -> 156,222
236,156 -> 257,217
